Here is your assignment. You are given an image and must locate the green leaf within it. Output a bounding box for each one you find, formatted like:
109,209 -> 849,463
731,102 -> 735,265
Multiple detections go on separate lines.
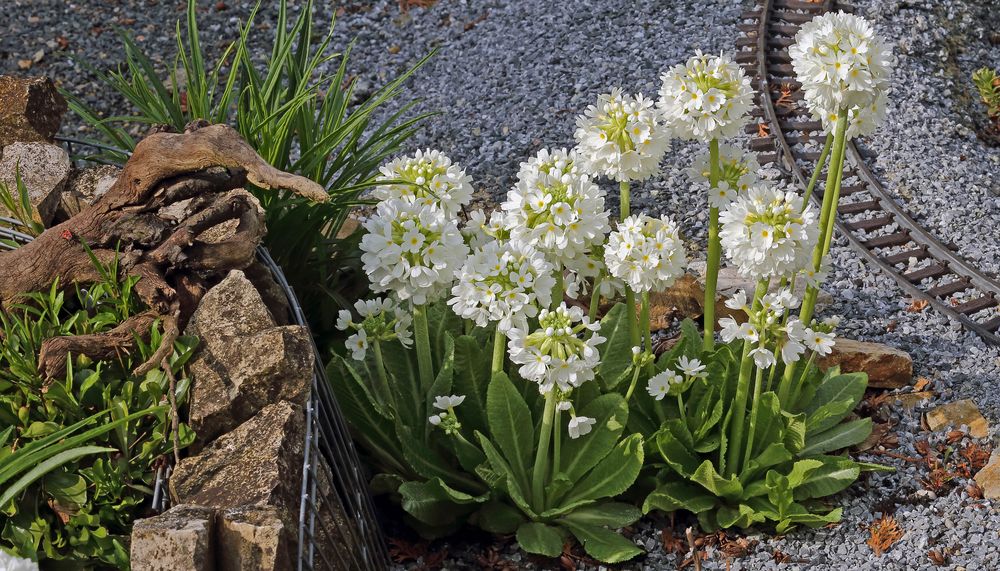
474,500 -> 525,534
655,427 -> 701,477
398,478 -> 486,526
804,372 -> 868,434
782,411 -> 807,454
21,421 -> 60,439
562,502 -> 642,529
370,473 -> 404,496
43,470 -> 88,509
691,460 -> 743,501
643,481 -> 718,514
597,304 -> 633,389
560,520 -> 643,564
559,394 -> 627,485
793,456 -> 862,500
475,432 -> 534,517
716,504 -> 762,529
453,336 -> 490,434
0,446 -> 113,507
562,434 -> 644,506
486,371 -> 534,496
516,522 -> 564,557
800,418 -> 872,457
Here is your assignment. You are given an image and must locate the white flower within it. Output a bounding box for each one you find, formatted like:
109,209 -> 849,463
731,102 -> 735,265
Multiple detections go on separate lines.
463,209 -> 510,248
647,371 -> 673,400
568,415 -> 597,439
789,12 -> 891,137
448,240 -> 556,331
688,143 -> 760,208
336,296 -> 413,352
0,552 -> 38,571
507,303 -> 605,393
347,330 -> 369,361
428,413 -> 445,426
724,290 -> 749,312
360,199 -> 469,305
564,252 -> 624,299
676,356 -> 707,379
719,184 -> 819,280
604,214 -> 686,293
658,51 -> 754,141
803,328 -> 836,355
373,149 -> 474,217
433,395 -> 466,410
557,400 -> 572,412
750,347 -> 777,369
336,310 -> 352,331
501,148 -> 610,267
574,88 -> 671,181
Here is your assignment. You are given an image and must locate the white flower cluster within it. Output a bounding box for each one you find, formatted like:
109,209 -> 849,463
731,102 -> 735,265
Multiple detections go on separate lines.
604,214 -> 686,293
507,303 -> 605,394
463,209 -> 510,249
373,149 -> 474,217
428,394 -> 466,435
574,89 -> 671,182
501,148 -> 610,266
658,51 -> 754,141
336,297 -> 413,361
647,356 -> 707,400
360,199 -> 469,305
719,184 -> 819,280
448,240 -> 556,332
719,290 -> 836,368
688,143 -> 760,208
788,11 -> 891,138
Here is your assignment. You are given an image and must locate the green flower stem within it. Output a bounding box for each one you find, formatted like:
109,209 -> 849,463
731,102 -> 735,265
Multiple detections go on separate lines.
703,138 -> 722,352
641,291 -> 654,377
588,272 -> 604,323
412,304 -> 434,391
531,389 -> 558,511
624,361 -> 644,402
676,393 -> 688,429
371,340 -> 393,408
553,263 -> 565,310
724,278 -> 769,478
742,359 -> 768,472
788,352 -> 818,410
801,133 -> 834,208
620,180 -> 641,349
491,327 -> 506,374
553,408 -> 563,479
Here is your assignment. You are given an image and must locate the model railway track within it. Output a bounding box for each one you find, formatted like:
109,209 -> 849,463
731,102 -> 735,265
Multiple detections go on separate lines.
736,0 -> 1000,344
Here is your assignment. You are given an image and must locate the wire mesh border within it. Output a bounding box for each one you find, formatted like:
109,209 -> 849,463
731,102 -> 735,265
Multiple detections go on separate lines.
1,200 -> 389,569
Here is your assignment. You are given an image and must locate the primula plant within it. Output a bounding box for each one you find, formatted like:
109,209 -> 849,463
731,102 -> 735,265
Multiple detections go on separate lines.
333,10 -> 892,563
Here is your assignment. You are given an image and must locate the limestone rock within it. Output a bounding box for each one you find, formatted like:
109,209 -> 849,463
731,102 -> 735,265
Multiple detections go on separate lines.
56,164 -> 120,219
169,401 -> 305,534
0,141 -> 71,225
130,504 -> 216,571
818,338 -> 913,389
185,271 -> 311,445
974,449 -> 1000,499
0,76 -> 66,148
217,506 -> 294,571
926,399 -> 989,439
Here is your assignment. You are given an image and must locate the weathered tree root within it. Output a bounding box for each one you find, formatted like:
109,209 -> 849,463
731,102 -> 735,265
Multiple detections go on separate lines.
0,122 -> 326,378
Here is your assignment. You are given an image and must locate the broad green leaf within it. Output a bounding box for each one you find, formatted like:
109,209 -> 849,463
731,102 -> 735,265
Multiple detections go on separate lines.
716,504 -> 762,529
43,471 -> 88,509
563,434 -> 644,505
398,424 -> 484,494
560,520 -> 643,564
562,502 -> 642,529
785,459 -> 824,489
794,456 -> 862,500
749,393 -> 783,459
655,427 -> 700,477
643,481 -> 718,514
691,460 -> 743,501
559,394 -> 628,485
398,478 -> 485,527
20,421 -> 60,439
516,522 -> 563,557
777,506 -> 843,533
740,442 -> 792,485
474,500 -> 524,534
597,304 -> 633,389
476,432 -> 534,517
448,433 -> 487,474
486,372 -> 534,495
453,335 -> 490,435
370,473 -> 404,496
800,418 -> 872,457
782,411 -> 807,454
804,372 -> 867,434
327,357 -> 405,474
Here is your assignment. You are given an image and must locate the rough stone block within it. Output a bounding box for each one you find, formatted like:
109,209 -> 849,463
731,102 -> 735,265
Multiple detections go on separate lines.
0,75 -> 66,148
130,504 -> 216,571
217,506 -> 293,571
0,141 -> 71,225
818,338 -> 913,389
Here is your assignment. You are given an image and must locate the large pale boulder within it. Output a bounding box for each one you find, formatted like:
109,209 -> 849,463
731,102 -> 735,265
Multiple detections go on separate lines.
818,338 -> 913,389
974,449 -> 1000,499
185,271 -> 312,446
0,141 -> 71,225
0,76 -> 66,148
130,505 -> 216,571
217,506 -> 294,571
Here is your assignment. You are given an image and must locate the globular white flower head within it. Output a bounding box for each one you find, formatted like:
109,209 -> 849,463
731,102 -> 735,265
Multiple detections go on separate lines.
573,89 -> 671,182
658,51 -> 754,141
501,148 -> 610,266
336,297 -> 413,361
788,12 -> 891,137
688,144 -> 760,208
448,240 -> 556,332
507,303 -> 606,394
360,199 -> 469,306
604,214 -> 686,293
719,184 -> 819,281
373,149 -> 474,217
463,209 -> 511,248
0,552 -> 38,571
568,415 -> 597,439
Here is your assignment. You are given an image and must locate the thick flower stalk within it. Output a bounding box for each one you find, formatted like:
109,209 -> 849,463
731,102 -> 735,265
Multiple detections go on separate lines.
688,143 -> 759,208
507,303 -> 605,394
373,149 -> 474,217
719,184 -> 819,281
573,89 -> 671,183
360,199 -> 469,306
501,148 -> 610,269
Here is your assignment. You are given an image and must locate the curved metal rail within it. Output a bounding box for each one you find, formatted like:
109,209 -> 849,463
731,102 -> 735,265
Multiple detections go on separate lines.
738,0 -> 1000,343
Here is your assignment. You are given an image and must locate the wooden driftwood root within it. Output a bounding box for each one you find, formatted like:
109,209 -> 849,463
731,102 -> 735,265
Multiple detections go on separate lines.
0,122 -> 326,378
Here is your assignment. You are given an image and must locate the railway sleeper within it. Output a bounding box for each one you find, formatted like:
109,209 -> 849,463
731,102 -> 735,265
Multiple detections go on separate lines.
980,315 -> 1000,333
862,231 -> 911,249
927,278 -> 973,298
838,200 -> 881,215
846,214 -> 894,232
903,262 -> 950,283
882,247 -> 929,265
952,295 -> 997,316
774,0 -> 829,10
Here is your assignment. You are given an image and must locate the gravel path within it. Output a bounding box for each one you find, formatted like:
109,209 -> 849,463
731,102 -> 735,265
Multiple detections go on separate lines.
3,0 -> 1000,569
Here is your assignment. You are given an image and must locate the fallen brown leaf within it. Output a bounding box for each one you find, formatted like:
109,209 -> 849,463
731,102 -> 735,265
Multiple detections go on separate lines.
867,515 -> 904,556
907,298 -> 929,313
913,377 -> 932,391
928,549 -> 948,566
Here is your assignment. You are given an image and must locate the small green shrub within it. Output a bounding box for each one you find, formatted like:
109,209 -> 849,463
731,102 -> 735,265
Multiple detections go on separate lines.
0,253 -> 196,566
973,67 -> 1000,125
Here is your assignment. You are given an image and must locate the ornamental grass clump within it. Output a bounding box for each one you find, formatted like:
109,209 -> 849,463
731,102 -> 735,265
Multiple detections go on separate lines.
333,12 -> 891,562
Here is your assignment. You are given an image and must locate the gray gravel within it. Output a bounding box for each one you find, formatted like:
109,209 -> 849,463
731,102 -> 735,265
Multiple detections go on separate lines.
4,0 -> 1000,569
